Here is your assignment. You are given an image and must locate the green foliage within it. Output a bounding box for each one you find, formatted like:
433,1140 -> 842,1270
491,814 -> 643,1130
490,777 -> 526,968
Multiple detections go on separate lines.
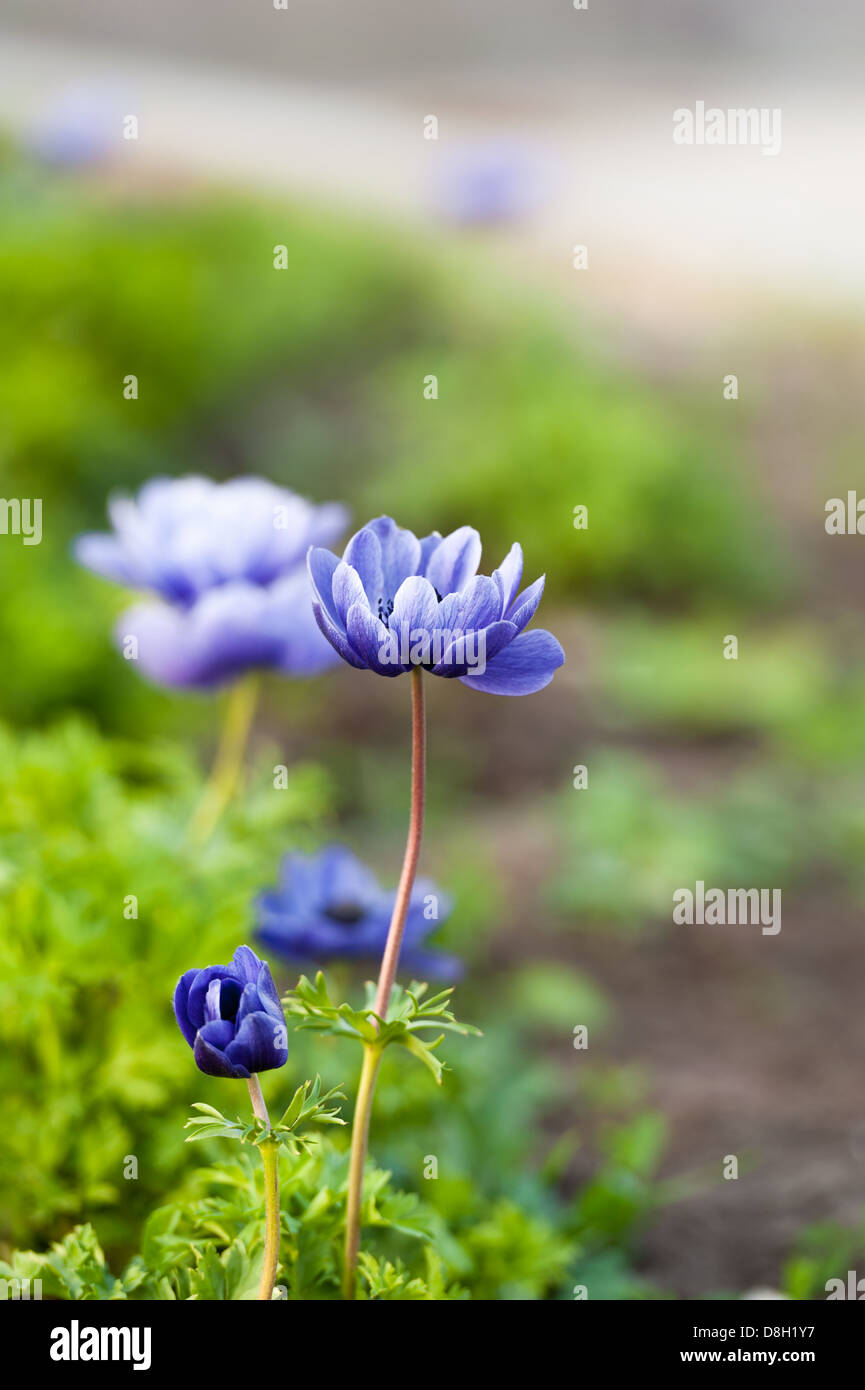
453,1200 -> 576,1301
357,1250 -> 462,1301
780,1217 -> 865,1301
504,962 -> 610,1035
1,1135 -> 575,1301
572,1113 -> 668,1247
285,973 -> 480,1084
550,751 -> 814,931
0,716 -> 668,1299
0,1224 -> 131,1301
0,148 -> 442,509
184,1078 -> 345,1153
0,717 -> 330,1249
366,325 -> 789,608
356,1016 -> 566,1212
601,617 -> 830,736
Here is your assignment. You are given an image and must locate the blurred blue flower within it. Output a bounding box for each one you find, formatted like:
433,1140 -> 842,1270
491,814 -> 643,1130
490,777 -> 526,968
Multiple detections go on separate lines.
27,86 -> 124,168
173,945 -> 287,1079
308,515 -> 564,695
433,142 -> 548,227
75,475 -> 348,688
255,846 -> 462,982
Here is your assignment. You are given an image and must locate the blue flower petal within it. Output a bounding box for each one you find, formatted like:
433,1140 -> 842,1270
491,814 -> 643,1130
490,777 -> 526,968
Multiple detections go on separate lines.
460,628 -> 565,695
418,532 -> 443,570
491,542 -> 524,613
80,475 -> 348,604
307,546 -> 342,623
399,947 -> 464,983
229,945 -> 264,984
194,1019 -> 248,1078
435,591 -> 464,633
268,571 -> 342,676
204,977 -> 223,1022
343,527 -> 383,608
277,852 -> 328,908
173,969 -> 200,1048
366,517 -> 422,600
458,575 -> 503,631
254,847 -> 461,981
234,980 -> 266,1027
186,964 -> 242,1033
116,581 -> 320,690
390,576 -> 440,661
74,533 -> 139,589
507,574 -> 545,633
424,526 -> 482,597
432,619 -> 516,678
311,599 -> 367,668
255,963 -> 284,1021
224,1011 -> 287,1075
332,560 -> 369,628
319,845 -> 381,907
346,601 -> 400,675
311,597 -> 367,667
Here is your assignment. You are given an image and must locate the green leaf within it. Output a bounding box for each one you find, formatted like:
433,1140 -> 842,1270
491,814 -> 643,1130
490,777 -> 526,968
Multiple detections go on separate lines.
281,973 -> 478,1084
393,1031 -> 445,1084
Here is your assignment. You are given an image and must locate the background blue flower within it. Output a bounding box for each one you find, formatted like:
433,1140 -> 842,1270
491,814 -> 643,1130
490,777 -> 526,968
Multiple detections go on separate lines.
308,515 -> 564,694
76,475 -> 348,688
173,944 -> 287,1079
255,846 -> 462,982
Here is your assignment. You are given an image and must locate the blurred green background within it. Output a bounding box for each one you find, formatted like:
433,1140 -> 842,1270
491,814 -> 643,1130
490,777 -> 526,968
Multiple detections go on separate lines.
2,25 -> 865,1297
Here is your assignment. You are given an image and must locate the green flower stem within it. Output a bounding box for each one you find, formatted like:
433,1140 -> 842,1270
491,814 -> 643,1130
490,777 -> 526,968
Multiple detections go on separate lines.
342,666 -> 426,1300
188,674 -> 259,846
341,1042 -> 383,1299
247,1074 -> 280,1302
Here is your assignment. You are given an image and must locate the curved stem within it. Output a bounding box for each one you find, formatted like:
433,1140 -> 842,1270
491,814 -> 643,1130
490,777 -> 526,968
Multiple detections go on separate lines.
247,1074 -> 280,1302
342,667 -> 426,1299
374,666 -> 427,1019
188,674 -> 259,846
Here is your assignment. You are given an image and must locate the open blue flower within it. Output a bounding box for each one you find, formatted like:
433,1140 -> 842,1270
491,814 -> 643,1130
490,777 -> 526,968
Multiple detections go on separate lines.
75,475 -> 348,689
308,516 -> 564,695
173,945 -> 288,1079
255,846 -> 462,982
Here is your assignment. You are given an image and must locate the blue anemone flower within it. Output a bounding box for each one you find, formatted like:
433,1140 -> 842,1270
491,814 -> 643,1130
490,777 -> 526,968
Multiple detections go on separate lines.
307,516 -> 564,695
255,846 -> 462,982
75,475 -> 348,689
173,945 -> 287,1079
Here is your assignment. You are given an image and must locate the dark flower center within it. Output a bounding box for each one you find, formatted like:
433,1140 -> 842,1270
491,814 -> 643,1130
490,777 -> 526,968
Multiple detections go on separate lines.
376,596 -> 394,625
325,899 -> 366,926
219,978 -> 242,1021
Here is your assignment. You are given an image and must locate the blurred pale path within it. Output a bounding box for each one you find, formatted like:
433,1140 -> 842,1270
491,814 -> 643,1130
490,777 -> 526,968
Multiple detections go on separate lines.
0,10 -> 863,332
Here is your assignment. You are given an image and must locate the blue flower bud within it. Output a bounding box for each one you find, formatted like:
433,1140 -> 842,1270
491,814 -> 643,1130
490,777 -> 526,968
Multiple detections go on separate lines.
173,945 -> 288,1079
